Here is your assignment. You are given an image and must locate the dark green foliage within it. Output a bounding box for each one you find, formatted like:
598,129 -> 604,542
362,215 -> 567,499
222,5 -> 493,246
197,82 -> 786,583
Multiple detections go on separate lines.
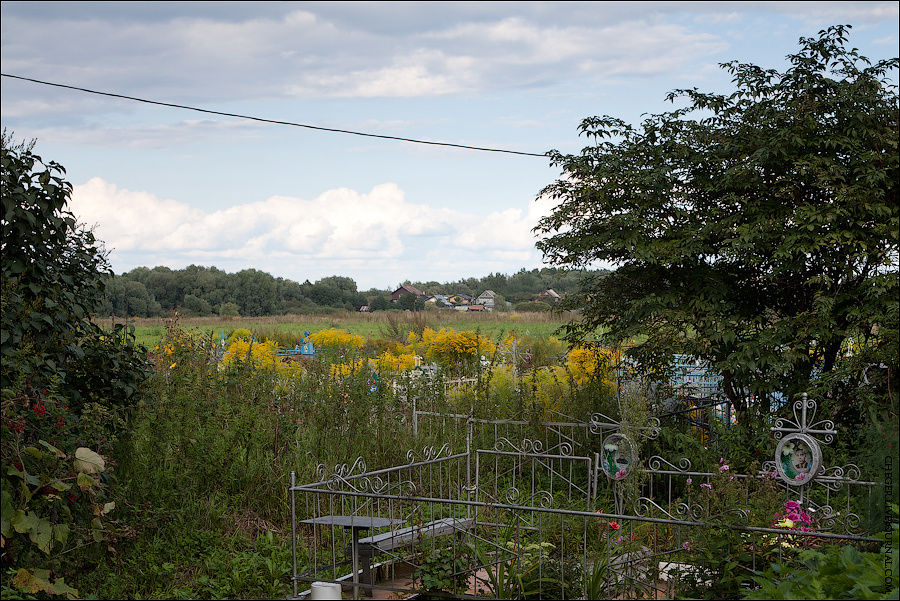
2,141 -> 106,389
535,26 -> 899,420
369,294 -> 390,311
105,265 -> 607,316
409,267 -> 604,304
415,542 -> 470,594
513,301 -> 551,313
1,135 -> 150,411
743,510 -> 898,599
182,293 -> 212,316
397,292 -> 424,311
100,277 -> 162,317
218,301 -> 240,318
1,134 -> 153,598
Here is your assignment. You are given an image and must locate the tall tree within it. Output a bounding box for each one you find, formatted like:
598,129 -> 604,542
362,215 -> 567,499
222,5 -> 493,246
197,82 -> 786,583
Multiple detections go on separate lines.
535,26 -> 898,422
1,134 -> 149,409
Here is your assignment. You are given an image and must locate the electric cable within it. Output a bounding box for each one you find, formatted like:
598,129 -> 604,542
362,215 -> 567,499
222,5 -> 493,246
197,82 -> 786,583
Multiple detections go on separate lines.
1,73 -> 547,158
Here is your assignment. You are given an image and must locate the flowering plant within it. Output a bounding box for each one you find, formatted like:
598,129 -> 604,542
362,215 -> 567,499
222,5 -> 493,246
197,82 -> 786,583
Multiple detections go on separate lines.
773,500 -> 813,532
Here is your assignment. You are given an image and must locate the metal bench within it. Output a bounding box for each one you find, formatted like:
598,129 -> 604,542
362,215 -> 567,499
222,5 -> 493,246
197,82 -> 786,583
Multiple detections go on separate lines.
355,517 -> 475,596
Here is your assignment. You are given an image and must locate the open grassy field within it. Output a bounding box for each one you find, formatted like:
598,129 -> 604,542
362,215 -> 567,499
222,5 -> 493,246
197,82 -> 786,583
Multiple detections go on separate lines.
98,310 -> 576,348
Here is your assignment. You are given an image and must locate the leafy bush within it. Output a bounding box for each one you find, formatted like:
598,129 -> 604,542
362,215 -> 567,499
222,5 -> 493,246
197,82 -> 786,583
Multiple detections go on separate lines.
743,512 -> 898,600
1,136 -> 150,597
415,542 -> 470,594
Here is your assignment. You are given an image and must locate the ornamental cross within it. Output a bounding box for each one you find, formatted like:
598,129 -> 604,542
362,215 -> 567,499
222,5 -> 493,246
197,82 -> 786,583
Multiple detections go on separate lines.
770,394 -> 835,488
771,393 -> 837,445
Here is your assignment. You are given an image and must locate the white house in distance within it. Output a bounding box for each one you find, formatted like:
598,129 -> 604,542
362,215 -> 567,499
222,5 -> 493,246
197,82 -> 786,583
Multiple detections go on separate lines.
474,290 -> 496,311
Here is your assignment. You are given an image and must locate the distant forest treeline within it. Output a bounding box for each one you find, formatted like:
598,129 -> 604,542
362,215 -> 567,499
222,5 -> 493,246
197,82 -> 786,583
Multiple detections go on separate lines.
100,265 -> 608,317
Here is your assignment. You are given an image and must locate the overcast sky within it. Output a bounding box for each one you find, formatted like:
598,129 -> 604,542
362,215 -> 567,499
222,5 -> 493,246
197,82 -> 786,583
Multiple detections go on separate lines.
2,2 -> 897,289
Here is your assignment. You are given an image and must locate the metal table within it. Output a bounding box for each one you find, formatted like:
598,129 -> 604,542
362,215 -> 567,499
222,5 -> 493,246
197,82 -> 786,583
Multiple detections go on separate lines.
299,515 -> 402,598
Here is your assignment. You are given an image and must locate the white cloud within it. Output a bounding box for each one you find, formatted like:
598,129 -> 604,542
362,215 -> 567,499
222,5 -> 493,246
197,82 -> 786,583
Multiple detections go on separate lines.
286,49 -> 476,97
2,6 -> 729,109
783,2 -> 899,22
693,12 -> 743,25
69,178 -> 554,287
21,119 -> 265,149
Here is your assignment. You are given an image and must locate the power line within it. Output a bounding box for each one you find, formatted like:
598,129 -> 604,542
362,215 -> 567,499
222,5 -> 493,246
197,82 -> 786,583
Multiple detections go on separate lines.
1,73 -> 547,158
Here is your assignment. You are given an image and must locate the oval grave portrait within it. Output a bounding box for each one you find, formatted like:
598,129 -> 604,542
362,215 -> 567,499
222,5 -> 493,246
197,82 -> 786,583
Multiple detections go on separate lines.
775,433 -> 822,486
601,433 -> 635,480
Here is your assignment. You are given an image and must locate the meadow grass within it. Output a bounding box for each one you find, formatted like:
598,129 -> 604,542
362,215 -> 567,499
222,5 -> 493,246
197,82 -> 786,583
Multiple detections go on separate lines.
100,310 -> 575,348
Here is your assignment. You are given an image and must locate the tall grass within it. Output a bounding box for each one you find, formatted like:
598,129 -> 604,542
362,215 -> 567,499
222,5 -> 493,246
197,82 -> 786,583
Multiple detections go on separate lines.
91,326 -> 461,598
98,310 -> 575,348
86,314 -> 616,599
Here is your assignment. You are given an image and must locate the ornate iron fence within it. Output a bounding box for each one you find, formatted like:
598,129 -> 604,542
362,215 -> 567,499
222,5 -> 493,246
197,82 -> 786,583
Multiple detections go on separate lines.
288,395 -> 881,599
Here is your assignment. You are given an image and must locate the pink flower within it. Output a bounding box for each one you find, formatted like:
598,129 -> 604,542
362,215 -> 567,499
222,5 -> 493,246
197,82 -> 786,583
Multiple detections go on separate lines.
794,473 -> 806,481
800,512 -> 812,523
770,471 -> 777,479
729,475 -> 734,481
719,458 -> 725,464
614,468 -> 627,479
682,542 -> 691,550
719,464 -> 730,472
700,483 -> 712,490
686,478 -> 692,484
784,500 -> 801,511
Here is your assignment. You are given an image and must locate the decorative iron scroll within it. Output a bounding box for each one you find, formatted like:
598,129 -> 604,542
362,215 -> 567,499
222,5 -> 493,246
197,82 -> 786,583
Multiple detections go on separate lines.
314,457 -> 416,495
705,508 -> 750,525
634,496 -> 678,520
842,513 -> 863,535
504,487 -> 554,508
406,443 -> 452,464
772,394 -> 836,444
589,412 -> 620,434
803,500 -> 864,536
549,441 -> 575,456
316,456 -> 367,483
815,464 -> 863,492
589,413 -> 660,440
492,437 -> 573,456
675,502 -> 704,521
647,455 -> 693,473
770,394 -> 837,487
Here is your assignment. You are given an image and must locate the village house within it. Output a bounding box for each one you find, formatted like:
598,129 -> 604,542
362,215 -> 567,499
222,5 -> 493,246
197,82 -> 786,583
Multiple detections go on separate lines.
535,289 -> 562,303
446,293 -> 472,306
474,290 -> 496,310
425,294 -> 452,307
391,284 -> 426,303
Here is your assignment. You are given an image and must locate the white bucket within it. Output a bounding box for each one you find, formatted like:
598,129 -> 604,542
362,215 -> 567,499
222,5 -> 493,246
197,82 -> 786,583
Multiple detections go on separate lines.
309,581 -> 342,600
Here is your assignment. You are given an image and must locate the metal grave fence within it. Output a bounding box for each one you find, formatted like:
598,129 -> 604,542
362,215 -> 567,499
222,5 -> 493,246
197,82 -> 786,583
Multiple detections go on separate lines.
288,394 -> 882,599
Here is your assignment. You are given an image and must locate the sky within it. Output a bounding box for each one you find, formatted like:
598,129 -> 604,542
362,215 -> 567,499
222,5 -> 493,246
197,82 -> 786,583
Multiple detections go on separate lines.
2,2 -> 897,290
